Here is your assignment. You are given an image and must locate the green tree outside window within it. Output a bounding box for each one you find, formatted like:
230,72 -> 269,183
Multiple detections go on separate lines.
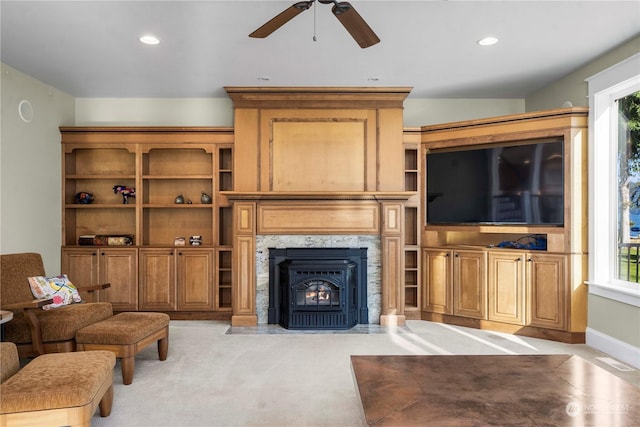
618,90 -> 640,283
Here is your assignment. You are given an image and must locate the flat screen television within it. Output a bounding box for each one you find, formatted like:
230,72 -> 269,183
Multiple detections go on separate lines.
426,138 -> 564,226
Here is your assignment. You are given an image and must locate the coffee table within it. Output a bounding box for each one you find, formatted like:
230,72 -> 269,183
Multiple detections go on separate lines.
351,354 -> 639,426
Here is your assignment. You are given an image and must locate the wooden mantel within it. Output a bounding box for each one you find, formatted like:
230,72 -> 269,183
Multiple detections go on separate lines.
226,86 -> 412,327
222,191 -> 414,201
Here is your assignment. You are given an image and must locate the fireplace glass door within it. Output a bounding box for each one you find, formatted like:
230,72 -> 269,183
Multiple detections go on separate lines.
295,279 -> 341,309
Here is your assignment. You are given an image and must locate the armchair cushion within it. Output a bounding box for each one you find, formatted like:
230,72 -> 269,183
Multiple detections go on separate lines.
0,343 -> 20,383
0,347 -> 115,414
3,302 -> 113,344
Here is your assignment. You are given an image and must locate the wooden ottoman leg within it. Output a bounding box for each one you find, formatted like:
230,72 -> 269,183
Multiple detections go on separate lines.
121,356 -> 135,385
158,330 -> 168,361
99,384 -> 114,417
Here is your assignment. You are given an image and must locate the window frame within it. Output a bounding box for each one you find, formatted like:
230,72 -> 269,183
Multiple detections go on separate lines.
587,53 -> 640,307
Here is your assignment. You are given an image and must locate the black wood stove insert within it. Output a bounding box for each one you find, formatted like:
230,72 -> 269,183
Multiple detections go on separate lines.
268,248 -> 368,329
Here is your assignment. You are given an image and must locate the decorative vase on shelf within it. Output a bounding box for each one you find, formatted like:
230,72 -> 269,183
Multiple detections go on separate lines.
74,192 -> 94,204
201,192 -> 212,204
175,195 -> 185,204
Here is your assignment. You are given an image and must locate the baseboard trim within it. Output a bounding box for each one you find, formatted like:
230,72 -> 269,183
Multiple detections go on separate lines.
586,327 -> 640,369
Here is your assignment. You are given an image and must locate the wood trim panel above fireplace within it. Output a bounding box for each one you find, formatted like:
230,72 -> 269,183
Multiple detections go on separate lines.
257,201 -> 379,235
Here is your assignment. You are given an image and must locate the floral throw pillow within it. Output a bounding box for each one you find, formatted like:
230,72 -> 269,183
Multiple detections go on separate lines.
27,275 -> 82,310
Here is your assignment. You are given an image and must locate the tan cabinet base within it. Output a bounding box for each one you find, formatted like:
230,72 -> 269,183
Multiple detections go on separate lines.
421,311 -> 585,344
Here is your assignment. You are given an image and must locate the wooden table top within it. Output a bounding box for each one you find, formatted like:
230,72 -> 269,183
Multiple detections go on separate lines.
351,354 -> 640,426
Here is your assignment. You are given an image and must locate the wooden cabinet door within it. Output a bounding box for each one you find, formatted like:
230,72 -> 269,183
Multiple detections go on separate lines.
139,249 -> 176,311
177,249 -> 214,311
453,250 -> 487,319
488,252 -> 525,325
527,254 -> 566,330
422,249 -> 453,314
62,248 -> 100,301
99,248 -> 138,311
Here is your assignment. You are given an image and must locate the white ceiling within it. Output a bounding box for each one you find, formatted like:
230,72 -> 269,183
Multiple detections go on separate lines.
1,1 -> 639,99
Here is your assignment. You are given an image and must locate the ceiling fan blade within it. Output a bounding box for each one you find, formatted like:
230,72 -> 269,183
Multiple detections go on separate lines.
249,1 -> 314,39
332,2 -> 380,48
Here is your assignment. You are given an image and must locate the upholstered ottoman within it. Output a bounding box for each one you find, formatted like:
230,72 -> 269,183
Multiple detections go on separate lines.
0,342 -> 115,427
76,312 -> 169,385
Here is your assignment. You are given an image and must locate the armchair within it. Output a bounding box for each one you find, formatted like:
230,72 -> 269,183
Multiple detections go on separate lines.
0,253 -> 113,357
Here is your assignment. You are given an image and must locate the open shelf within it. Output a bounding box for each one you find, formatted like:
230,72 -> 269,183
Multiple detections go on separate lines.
61,127 -> 235,315
217,249 -> 232,309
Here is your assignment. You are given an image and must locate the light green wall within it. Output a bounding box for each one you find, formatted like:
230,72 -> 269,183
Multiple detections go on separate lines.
75,97 -> 524,128
0,63 -> 75,273
589,295 -> 640,348
526,35 -> 640,111
404,99 -> 524,127
75,98 -> 233,126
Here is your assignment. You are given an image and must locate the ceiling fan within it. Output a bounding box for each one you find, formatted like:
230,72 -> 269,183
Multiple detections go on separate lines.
249,1 -> 380,49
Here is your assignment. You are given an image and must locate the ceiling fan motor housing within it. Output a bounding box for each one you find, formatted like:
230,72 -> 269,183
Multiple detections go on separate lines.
294,1 -> 314,10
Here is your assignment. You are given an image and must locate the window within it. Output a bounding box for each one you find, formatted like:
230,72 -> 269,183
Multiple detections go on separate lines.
587,53 -> 640,307
617,91 -> 640,282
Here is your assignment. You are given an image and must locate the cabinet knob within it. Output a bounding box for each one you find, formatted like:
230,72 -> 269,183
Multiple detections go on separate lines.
516,257 -> 522,262
92,252 -> 97,256
178,252 -> 183,256
444,253 -> 449,257
527,257 -> 533,262
454,253 -> 459,257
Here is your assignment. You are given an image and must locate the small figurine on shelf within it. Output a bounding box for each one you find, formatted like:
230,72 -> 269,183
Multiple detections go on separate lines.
175,195 -> 185,204
201,192 -> 212,204
113,185 -> 136,204
74,192 -> 94,204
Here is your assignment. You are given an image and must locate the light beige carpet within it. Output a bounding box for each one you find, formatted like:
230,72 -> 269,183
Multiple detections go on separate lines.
92,320 -> 638,427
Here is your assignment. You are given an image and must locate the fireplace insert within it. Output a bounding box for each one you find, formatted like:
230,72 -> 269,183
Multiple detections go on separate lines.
269,248 -> 368,329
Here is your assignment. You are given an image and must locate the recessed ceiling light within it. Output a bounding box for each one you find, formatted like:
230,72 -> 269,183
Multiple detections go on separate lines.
139,35 -> 160,45
368,77 -> 380,82
257,76 -> 271,81
477,36 -> 498,46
